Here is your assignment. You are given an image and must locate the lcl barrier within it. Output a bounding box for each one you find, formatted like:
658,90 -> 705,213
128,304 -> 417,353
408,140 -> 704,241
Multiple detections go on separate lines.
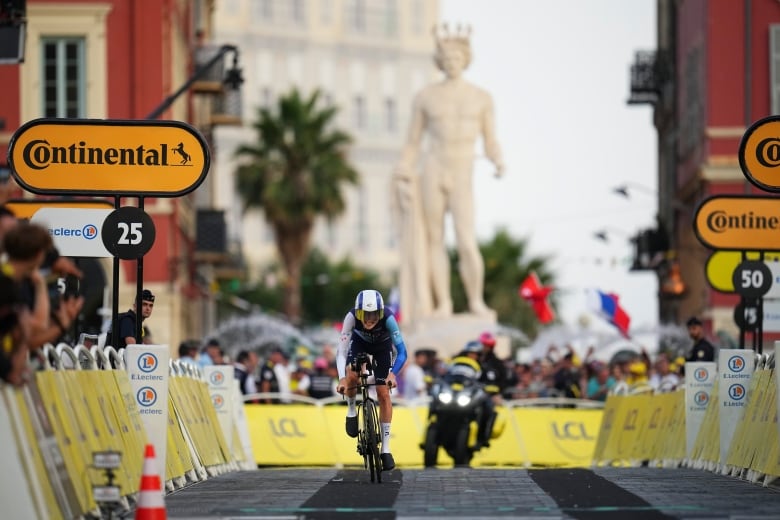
6,348 -> 780,518
0,343 -> 255,519
591,353 -> 780,487
242,395 -> 605,468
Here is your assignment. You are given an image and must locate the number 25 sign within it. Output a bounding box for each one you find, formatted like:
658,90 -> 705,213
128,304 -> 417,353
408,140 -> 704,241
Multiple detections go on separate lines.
101,207 -> 156,259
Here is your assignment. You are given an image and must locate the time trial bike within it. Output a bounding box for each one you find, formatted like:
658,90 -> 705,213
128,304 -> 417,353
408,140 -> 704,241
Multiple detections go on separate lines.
350,352 -> 383,483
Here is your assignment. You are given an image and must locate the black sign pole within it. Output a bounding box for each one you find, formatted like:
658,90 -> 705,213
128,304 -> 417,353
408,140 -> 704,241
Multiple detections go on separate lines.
112,195 -> 121,349
136,196 -> 145,345
757,251 -> 764,354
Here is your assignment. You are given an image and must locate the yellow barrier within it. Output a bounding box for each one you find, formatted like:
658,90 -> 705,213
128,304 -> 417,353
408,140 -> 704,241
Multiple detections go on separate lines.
244,402 -> 603,468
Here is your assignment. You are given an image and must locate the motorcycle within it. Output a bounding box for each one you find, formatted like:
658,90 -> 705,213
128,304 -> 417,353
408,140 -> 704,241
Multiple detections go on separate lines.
421,374 -> 492,467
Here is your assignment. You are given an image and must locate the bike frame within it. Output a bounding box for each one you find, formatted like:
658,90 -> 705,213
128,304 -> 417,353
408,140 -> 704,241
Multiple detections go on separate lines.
351,352 -> 382,483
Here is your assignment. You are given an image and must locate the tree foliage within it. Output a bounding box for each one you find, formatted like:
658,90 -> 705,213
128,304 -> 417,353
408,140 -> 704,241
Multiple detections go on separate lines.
234,88 -> 359,323
450,228 -> 557,338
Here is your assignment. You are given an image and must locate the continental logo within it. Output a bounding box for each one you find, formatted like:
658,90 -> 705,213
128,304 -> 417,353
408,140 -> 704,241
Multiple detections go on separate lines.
8,118 -> 210,197
740,115 -> 780,192
21,140 -> 192,170
694,196 -> 780,251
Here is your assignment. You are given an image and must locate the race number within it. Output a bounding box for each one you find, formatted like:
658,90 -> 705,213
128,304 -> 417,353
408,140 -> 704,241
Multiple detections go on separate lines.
101,207 -> 156,259
731,260 -> 772,298
734,301 -> 760,331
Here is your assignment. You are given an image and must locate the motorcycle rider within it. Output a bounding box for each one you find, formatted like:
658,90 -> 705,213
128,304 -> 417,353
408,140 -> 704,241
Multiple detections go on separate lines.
478,331 -> 508,399
336,289 -> 408,471
447,340 -> 496,448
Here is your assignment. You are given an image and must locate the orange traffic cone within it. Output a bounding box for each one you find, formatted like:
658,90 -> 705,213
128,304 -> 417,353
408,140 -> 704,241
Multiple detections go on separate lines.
135,444 -> 166,520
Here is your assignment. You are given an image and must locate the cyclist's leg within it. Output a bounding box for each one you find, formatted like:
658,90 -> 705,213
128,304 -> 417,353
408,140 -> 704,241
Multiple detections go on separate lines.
372,347 -> 396,469
344,342 -> 363,438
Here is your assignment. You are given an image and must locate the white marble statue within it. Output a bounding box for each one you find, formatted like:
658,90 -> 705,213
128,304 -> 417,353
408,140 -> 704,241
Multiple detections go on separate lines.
394,23 -> 505,325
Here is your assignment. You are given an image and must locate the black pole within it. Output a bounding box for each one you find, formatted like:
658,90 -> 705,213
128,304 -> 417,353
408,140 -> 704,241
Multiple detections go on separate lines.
146,44 -> 238,120
111,196 -> 120,347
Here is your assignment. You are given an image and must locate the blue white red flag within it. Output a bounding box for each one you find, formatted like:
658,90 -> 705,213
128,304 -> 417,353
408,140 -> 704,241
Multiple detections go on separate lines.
387,287 -> 402,323
587,289 -> 631,338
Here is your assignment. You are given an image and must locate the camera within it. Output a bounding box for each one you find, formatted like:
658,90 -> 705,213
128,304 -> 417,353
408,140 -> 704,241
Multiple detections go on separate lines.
48,274 -> 80,309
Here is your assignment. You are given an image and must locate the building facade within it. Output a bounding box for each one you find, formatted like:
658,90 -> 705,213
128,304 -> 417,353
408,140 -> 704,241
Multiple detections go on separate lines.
630,0 -> 780,345
210,0 -> 440,292
0,0 -> 232,352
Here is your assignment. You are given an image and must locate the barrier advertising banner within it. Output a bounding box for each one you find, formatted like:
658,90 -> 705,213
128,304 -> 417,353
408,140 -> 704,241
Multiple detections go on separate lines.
204,366 -> 235,454
684,362 -> 716,457
718,349 -> 754,464
126,345 -> 170,481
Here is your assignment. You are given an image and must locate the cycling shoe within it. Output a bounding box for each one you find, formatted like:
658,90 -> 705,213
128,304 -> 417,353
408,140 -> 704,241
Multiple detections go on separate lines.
380,452 -> 395,471
345,416 -> 358,438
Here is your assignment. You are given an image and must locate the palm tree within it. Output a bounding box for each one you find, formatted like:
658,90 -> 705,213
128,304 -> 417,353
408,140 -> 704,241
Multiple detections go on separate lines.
234,88 -> 359,323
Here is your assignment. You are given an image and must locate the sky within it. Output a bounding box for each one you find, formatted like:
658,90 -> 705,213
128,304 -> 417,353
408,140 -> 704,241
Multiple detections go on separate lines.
439,0 -> 660,335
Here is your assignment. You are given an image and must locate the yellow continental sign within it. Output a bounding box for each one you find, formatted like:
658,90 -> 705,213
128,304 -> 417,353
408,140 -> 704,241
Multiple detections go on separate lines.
740,115 -> 780,192
694,195 -> 780,251
8,118 -> 209,197
5,198 -> 113,219
706,250 -> 780,292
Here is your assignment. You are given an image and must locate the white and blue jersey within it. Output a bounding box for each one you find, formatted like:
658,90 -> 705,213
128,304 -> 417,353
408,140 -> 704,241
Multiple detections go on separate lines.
336,309 -> 408,384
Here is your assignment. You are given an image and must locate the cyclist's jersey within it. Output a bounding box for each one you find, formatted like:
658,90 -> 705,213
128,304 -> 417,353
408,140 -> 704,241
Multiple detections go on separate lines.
336,309 -> 408,383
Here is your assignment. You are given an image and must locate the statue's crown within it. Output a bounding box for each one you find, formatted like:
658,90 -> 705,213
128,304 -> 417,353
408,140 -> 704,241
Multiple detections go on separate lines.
432,22 -> 471,48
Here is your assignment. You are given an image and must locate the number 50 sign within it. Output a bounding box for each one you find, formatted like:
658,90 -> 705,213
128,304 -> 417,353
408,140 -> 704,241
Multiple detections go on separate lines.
101,207 -> 156,259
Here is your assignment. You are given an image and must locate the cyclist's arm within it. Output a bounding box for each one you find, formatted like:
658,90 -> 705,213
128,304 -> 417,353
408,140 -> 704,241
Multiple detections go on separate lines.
336,312 -> 355,380
386,315 -> 407,375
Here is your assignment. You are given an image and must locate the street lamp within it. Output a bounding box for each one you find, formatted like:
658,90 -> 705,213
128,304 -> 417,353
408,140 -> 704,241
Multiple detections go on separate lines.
612,182 -> 657,199
146,44 -> 243,120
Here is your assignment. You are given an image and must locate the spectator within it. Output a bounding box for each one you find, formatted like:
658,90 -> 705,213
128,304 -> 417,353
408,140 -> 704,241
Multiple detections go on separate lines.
177,340 -> 199,367
198,338 -> 224,367
106,289 -> 155,348
259,347 -> 290,404
233,350 -> 259,397
0,274 -> 32,386
2,221 -> 83,349
585,361 -> 615,401
291,357 -> 312,396
308,357 -> 335,399
686,316 -> 716,362
402,349 -> 429,401
650,353 -> 681,392
552,350 -> 582,398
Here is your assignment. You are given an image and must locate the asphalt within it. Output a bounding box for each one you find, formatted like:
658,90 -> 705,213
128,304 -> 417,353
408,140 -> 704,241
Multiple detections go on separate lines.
145,467 -> 780,520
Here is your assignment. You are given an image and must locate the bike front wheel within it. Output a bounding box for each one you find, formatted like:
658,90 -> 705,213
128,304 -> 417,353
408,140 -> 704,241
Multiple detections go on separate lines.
363,399 -> 382,483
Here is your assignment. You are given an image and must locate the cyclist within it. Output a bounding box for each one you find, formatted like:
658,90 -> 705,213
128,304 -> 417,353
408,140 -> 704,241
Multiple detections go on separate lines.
336,289 -> 408,471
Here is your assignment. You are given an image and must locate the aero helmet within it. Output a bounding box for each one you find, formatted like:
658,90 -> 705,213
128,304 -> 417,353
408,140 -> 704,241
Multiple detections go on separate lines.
355,289 -> 384,322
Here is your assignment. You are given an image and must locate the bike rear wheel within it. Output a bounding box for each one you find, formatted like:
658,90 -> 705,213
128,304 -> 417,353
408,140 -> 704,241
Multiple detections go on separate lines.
363,399 -> 382,483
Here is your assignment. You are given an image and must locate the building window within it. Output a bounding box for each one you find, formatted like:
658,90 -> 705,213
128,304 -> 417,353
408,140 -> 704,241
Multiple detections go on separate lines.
357,186 -> 368,248
321,0 -> 333,24
385,0 -> 397,36
291,0 -> 305,24
385,97 -> 396,132
259,0 -> 273,19
353,95 -> 365,129
42,37 -> 85,118
410,0 -> 423,34
261,87 -> 273,108
772,25 -> 780,114
348,0 -> 366,32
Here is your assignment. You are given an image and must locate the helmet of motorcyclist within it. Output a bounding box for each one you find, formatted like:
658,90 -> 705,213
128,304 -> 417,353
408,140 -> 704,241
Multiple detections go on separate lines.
479,331 -> 496,349
463,340 -> 483,355
354,289 -> 384,322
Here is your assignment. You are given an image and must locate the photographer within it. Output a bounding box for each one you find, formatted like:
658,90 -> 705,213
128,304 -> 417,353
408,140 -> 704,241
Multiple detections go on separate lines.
1,221 -> 84,350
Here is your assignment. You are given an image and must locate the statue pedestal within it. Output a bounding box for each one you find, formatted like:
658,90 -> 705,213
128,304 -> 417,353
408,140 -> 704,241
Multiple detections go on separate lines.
403,313 -> 502,360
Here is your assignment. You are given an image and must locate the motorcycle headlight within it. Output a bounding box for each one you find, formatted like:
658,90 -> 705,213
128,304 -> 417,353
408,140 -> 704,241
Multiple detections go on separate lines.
456,394 -> 472,407
438,392 -> 453,404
